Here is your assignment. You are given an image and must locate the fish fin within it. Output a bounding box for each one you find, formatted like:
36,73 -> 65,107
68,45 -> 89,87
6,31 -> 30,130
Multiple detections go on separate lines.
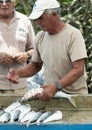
15,98 -> 22,104
68,95 -> 78,108
26,123 -> 30,127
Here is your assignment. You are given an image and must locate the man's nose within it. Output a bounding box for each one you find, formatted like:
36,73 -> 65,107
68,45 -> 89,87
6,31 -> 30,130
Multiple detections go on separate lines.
2,0 -> 7,5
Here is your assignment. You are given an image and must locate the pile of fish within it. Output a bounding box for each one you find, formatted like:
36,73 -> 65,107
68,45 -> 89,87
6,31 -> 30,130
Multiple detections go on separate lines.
0,101 -> 62,126
0,88 -> 77,126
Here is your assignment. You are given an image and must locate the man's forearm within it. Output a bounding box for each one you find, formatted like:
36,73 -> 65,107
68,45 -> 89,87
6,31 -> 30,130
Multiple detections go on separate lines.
18,62 -> 42,78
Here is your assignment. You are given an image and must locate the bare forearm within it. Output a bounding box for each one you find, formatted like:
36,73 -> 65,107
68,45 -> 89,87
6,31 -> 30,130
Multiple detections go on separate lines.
59,68 -> 84,88
59,59 -> 85,88
18,62 -> 42,78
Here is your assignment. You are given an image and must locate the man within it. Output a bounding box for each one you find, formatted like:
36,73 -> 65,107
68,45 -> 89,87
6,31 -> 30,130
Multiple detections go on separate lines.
0,0 -> 35,95
7,0 -> 88,100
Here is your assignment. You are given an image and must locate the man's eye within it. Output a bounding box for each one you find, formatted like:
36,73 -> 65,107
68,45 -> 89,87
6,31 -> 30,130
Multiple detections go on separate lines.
0,0 -> 12,3
0,0 -> 3,2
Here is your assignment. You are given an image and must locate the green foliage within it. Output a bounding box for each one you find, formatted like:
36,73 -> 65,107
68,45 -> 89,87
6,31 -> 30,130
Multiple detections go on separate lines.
15,0 -> 35,16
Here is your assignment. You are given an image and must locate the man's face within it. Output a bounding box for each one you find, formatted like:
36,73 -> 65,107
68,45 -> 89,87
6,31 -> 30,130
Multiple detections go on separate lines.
0,0 -> 15,19
34,13 -> 52,32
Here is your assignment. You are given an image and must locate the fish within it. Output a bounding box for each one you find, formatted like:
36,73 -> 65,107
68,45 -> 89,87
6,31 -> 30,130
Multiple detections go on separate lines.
9,110 -> 21,123
27,111 -> 42,127
20,110 -> 36,123
0,110 -> 5,117
42,110 -> 62,125
21,88 -> 43,103
54,91 -> 77,107
4,101 -> 21,112
36,111 -> 52,126
21,88 -> 77,107
14,104 -> 31,122
0,104 -> 3,109
0,112 -> 11,123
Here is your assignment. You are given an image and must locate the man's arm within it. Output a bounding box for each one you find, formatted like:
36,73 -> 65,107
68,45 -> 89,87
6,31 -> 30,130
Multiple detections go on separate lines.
59,59 -> 85,88
18,61 -> 43,77
39,59 -> 85,101
7,61 -> 43,83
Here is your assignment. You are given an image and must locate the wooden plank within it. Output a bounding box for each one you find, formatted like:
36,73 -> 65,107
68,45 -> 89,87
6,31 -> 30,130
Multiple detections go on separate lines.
0,94 -> 92,110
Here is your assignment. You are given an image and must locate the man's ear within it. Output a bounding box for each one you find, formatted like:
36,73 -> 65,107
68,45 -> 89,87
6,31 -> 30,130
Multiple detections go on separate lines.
51,12 -> 57,17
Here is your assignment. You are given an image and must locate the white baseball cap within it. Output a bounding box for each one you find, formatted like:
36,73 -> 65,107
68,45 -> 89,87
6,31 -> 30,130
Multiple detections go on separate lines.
29,0 -> 60,20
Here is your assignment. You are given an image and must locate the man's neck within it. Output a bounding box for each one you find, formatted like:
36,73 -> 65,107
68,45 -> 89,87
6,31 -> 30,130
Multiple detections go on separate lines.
0,12 -> 14,24
49,21 -> 66,35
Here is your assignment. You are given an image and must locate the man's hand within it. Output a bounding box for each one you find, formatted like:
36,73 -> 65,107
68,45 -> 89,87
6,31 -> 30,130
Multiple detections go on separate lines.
13,52 -> 28,65
7,68 -> 19,84
39,84 -> 58,101
0,52 -> 13,66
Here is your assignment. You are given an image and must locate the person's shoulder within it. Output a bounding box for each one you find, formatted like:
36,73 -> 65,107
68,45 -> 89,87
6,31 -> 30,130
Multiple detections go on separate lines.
15,11 -> 29,20
36,30 -> 44,36
67,23 -> 80,33
36,31 -> 45,39
66,24 -> 83,39
36,31 -> 45,43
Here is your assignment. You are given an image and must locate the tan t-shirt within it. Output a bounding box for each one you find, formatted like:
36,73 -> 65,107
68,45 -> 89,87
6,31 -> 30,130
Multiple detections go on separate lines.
32,23 -> 88,94
0,11 -> 35,90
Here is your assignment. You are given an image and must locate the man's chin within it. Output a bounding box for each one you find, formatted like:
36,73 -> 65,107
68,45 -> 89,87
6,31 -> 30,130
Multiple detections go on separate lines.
0,11 -> 11,17
0,14 -> 10,19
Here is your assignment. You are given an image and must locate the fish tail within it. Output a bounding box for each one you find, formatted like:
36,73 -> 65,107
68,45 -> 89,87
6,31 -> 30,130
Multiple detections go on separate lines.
26,123 -> 30,127
68,95 -> 78,108
36,121 -> 40,126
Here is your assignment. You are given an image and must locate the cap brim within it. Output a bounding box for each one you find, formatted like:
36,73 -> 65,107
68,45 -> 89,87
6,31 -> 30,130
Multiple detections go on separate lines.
29,10 -> 44,20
